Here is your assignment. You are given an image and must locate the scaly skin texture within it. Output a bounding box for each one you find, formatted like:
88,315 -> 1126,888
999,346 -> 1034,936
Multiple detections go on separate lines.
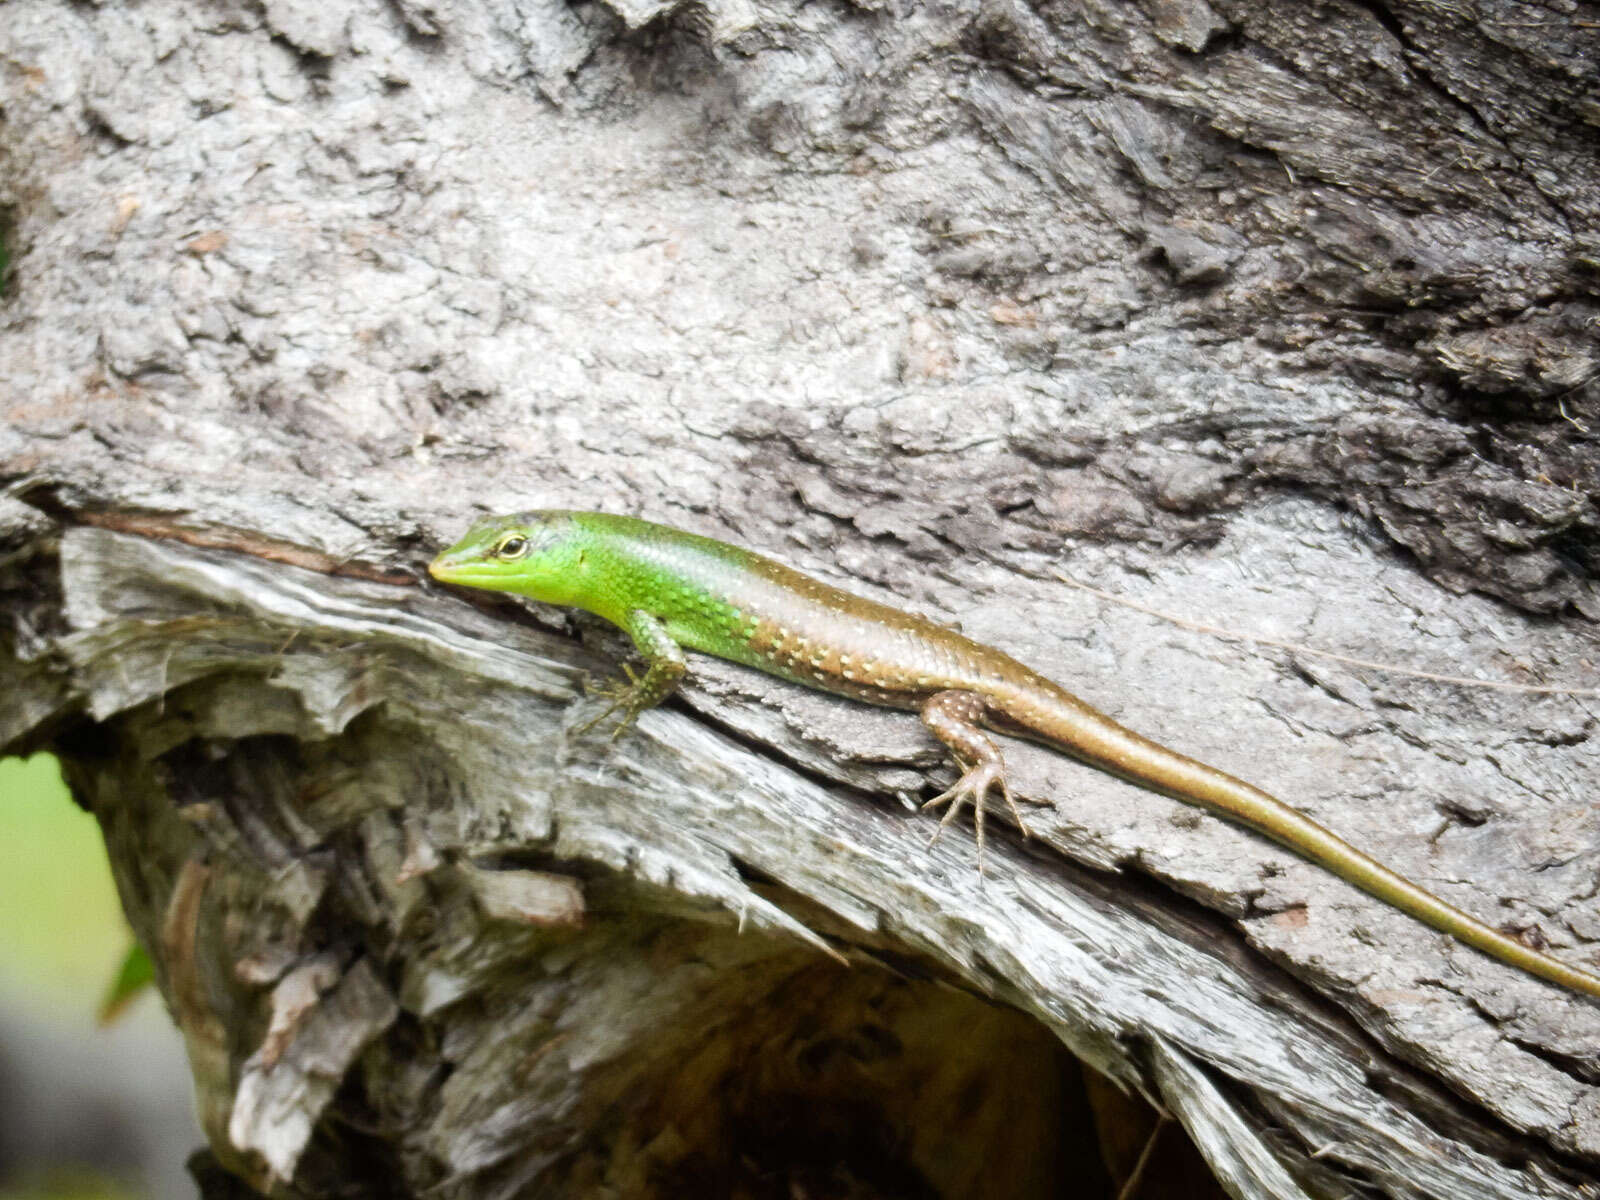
430,510 -> 1600,1000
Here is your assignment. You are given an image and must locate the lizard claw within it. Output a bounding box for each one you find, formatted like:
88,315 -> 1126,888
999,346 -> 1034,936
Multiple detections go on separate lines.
573,674 -> 640,738
574,638 -> 685,743
922,761 -> 1031,872
582,663 -> 639,698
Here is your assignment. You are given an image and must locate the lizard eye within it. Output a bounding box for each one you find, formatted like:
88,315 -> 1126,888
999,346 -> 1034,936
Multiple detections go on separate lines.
495,534 -> 530,559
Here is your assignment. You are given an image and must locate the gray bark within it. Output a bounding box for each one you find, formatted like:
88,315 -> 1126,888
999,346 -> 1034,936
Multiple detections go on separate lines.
3,0 -> 1599,1196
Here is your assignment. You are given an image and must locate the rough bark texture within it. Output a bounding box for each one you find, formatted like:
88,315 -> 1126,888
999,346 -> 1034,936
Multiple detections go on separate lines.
3,0 -> 1599,1197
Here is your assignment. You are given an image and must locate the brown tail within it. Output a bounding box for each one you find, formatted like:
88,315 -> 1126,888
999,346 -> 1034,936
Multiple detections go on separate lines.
999,681 -> 1600,999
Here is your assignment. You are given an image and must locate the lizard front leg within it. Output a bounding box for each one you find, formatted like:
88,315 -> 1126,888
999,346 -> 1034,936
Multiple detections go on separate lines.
577,609 -> 687,740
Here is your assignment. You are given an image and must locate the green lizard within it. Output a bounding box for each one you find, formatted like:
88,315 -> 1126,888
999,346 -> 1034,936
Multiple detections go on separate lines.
429,509 -> 1600,999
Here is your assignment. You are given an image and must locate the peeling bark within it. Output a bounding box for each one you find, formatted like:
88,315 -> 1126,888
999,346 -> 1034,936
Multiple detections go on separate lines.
3,0 -> 1599,1196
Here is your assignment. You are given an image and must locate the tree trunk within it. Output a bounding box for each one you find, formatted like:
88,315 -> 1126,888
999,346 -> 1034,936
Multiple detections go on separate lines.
3,1 -> 1599,1196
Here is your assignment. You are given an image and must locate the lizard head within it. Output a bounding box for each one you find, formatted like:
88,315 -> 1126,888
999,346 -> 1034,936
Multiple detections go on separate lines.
429,511 -> 588,605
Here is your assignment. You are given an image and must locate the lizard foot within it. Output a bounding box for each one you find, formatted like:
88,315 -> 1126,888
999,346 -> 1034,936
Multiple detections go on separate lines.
921,759 -> 1031,871
574,665 -> 649,741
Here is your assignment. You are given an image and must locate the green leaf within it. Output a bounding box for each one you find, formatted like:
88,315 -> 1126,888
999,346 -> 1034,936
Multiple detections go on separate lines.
96,943 -> 155,1027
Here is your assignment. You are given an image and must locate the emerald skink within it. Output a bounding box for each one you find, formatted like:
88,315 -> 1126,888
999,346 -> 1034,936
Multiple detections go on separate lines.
430,510 -> 1600,999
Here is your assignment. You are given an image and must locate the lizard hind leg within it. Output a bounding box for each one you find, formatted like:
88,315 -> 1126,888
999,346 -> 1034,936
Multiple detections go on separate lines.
919,690 -> 1033,866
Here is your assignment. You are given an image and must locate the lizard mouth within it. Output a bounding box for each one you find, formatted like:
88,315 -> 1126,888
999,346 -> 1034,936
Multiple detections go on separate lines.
427,556 -> 506,586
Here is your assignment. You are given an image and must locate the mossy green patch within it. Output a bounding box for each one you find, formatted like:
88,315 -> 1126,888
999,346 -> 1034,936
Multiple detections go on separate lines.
0,1167 -> 140,1200
0,756 -> 133,1011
